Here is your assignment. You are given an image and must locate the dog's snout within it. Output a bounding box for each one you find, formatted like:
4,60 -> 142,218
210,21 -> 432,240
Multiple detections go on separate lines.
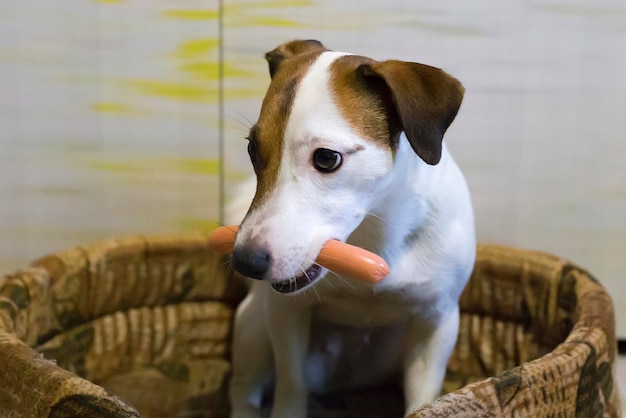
231,244 -> 271,280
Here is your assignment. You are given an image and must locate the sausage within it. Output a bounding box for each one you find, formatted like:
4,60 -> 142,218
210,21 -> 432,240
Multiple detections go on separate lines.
208,225 -> 238,255
208,226 -> 389,283
315,239 -> 390,283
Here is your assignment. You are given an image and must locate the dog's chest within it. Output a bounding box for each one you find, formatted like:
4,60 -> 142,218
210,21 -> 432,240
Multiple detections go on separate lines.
311,278 -> 427,328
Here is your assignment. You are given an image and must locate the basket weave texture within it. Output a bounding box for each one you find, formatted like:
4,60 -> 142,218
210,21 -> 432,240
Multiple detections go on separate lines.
0,233 -> 621,417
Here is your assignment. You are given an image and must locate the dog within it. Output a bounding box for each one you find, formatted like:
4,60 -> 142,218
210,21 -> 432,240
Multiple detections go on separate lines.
226,39 -> 476,418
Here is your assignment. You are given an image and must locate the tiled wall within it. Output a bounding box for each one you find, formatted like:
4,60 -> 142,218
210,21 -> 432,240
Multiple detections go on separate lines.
1,0 -> 625,335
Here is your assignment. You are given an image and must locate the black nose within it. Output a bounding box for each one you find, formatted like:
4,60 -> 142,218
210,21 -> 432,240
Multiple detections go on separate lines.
231,244 -> 271,280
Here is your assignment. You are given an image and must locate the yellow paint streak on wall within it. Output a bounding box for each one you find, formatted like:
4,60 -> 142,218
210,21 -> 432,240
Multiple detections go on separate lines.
119,78 -> 263,102
91,102 -> 135,115
89,161 -> 143,174
218,14 -> 304,28
173,38 -> 219,59
88,158 -> 221,176
166,158 -> 220,175
231,16 -> 302,27
177,218 -> 221,232
163,10 -> 218,20
181,62 -> 253,81
121,79 -> 217,103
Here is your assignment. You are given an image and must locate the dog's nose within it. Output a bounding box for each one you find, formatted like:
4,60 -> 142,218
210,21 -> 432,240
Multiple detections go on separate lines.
231,244 -> 271,280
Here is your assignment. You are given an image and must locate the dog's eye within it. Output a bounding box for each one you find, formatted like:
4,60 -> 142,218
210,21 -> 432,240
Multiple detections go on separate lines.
247,141 -> 258,165
313,148 -> 342,173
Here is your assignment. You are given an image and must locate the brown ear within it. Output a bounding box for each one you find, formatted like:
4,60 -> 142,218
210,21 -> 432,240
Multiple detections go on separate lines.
265,39 -> 327,78
360,60 -> 464,165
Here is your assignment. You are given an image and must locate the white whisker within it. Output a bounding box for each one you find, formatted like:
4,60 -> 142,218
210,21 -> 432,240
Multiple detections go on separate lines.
299,265 -> 321,303
226,109 -> 254,133
313,262 -> 337,289
285,265 -> 297,293
298,265 -> 308,279
325,267 -> 356,292
365,212 -> 385,222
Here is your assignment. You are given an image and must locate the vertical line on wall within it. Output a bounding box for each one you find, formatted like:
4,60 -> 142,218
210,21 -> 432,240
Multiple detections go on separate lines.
217,0 -> 225,225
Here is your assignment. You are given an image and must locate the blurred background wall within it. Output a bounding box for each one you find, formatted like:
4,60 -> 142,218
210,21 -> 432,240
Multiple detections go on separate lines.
1,0 -> 624,337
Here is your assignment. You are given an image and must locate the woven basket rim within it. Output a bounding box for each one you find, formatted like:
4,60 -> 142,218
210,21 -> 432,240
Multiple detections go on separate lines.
0,233 -> 620,417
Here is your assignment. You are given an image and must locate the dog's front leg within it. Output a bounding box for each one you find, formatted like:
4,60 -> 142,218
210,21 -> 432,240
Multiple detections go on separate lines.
230,286 -> 273,418
264,293 -> 312,418
402,305 -> 460,416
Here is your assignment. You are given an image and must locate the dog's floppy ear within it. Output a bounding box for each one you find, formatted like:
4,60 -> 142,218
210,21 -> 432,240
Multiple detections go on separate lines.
360,61 -> 464,165
265,39 -> 327,78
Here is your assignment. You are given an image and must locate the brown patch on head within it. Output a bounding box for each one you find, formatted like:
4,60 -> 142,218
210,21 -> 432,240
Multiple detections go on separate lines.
361,60 -> 464,165
330,56 -> 464,165
329,55 -> 402,149
247,40 -> 328,209
265,39 -> 327,78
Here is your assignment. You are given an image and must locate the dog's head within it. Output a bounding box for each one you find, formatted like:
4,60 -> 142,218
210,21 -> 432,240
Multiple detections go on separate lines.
231,40 -> 464,293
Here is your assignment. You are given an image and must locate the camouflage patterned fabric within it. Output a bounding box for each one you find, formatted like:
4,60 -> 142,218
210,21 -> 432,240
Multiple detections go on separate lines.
0,234 -> 620,417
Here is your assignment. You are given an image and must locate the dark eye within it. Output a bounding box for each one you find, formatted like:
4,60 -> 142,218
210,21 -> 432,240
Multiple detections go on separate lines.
247,140 -> 258,165
312,148 -> 342,173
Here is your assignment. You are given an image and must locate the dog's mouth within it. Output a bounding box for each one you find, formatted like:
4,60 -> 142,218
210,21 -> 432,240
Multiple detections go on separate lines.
270,264 -> 323,294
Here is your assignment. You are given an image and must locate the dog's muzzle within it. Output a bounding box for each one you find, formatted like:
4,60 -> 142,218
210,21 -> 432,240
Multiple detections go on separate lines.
231,244 -> 323,294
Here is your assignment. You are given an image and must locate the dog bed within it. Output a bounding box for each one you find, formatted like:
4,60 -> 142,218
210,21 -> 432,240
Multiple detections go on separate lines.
0,232 -> 620,417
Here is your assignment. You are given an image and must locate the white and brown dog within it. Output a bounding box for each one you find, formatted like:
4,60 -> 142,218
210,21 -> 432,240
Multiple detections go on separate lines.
227,40 -> 475,417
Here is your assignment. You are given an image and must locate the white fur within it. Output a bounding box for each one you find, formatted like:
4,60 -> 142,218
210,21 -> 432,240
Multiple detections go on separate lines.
228,50 -> 476,418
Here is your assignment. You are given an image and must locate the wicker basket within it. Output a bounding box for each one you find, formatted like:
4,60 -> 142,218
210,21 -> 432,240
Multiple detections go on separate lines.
0,233 -> 620,417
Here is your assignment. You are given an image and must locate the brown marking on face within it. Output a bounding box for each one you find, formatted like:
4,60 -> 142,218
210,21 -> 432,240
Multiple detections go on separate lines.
329,55 -> 402,150
248,41 -> 327,209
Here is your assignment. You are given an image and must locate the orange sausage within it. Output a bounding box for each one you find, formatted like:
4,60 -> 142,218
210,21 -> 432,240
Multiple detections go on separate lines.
208,225 -> 239,255
208,226 -> 389,283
